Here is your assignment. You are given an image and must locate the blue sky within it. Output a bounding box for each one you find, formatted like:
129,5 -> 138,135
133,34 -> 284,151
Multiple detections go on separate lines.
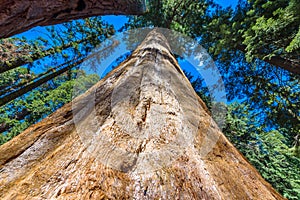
215,0 -> 238,8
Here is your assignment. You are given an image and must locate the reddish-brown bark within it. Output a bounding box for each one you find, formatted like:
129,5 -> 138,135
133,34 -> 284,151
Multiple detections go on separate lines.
0,0 -> 146,38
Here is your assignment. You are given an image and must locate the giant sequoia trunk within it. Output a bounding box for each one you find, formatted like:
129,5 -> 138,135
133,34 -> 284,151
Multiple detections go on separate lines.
0,30 -> 284,199
0,0 -> 146,38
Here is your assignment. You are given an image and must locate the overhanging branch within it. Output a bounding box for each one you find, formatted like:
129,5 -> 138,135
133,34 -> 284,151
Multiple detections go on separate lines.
0,0 -> 147,38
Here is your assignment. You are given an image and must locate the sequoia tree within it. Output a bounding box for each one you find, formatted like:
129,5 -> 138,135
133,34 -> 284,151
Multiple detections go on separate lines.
0,0 -> 146,38
0,29 -> 284,199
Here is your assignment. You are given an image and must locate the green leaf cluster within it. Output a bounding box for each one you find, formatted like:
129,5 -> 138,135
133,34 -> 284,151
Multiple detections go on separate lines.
0,71 -> 99,145
242,0 -> 300,63
224,103 -> 300,199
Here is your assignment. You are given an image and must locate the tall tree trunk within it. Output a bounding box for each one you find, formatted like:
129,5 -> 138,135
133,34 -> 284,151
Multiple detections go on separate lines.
0,29 -> 284,199
0,0 -> 146,38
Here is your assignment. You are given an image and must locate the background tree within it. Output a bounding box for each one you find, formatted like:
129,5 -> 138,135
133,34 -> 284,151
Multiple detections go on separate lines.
224,102 -> 300,199
126,0 -> 299,74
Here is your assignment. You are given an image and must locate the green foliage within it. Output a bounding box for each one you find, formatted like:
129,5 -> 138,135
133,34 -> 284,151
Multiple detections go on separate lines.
242,0 -> 300,63
229,56 -> 300,145
223,103 -> 300,199
0,71 -> 99,145
183,70 -> 212,109
124,0 -> 214,37
0,68 -> 28,90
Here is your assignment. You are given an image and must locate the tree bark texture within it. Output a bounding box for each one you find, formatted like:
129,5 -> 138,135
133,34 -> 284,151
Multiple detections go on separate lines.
0,0 -> 146,38
0,29 -> 285,199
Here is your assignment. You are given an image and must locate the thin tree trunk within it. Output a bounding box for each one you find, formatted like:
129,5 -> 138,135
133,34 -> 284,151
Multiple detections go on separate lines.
0,58 -> 83,107
0,39 -> 119,106
0,29 -> 284,199
236,44 -> 300,75
0,38 -> 87,74
0,0 -> 146,38
0,123 -> 10,134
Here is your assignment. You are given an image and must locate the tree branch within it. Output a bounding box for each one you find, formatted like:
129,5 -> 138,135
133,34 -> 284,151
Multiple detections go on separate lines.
0,38 -> 88,74
0,0 -> 147,38
236,45 -> 300,75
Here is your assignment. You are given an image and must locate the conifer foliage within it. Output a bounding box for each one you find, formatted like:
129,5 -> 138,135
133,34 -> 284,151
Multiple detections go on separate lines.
0,17 -> 115,144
